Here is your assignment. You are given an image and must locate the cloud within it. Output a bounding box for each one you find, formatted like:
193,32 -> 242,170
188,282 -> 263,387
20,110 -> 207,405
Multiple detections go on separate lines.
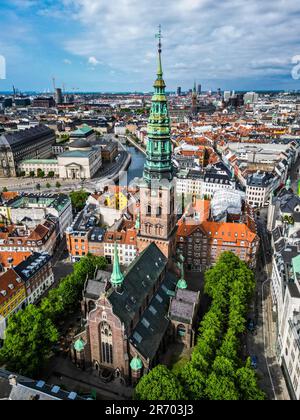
59,0 -> 300,87
2,0 -> 300,89
88,56 -> 100,66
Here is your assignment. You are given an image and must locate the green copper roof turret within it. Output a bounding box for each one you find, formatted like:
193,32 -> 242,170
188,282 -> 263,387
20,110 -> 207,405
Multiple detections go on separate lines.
111,242 -> 124,287
130,356 -> 143,371
177,278 -> 188,290
143,26 -> 173,183
74,338 -> 85,352
286,177 -> 292,190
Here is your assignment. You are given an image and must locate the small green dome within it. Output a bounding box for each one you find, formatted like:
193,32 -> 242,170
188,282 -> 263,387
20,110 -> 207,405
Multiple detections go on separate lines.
177,278 -> 188,290
130,357 -> 143,371
74,338 -> 85,352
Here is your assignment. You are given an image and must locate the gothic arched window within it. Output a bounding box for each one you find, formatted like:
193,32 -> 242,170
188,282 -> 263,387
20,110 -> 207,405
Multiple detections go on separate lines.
100,322 -> 113,365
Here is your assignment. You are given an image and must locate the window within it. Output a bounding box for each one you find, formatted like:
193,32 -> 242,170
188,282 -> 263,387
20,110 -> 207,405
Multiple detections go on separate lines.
156,207 -> 162,217
177,324 -> 186,338
100,322 -> 113,365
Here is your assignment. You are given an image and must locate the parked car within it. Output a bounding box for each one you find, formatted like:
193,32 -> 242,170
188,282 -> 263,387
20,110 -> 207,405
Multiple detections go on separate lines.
251,356 -> 258,369
247,318 -> 256,333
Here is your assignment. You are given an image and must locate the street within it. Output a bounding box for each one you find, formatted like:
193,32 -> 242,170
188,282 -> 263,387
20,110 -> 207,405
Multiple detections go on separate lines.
246,215 -> 290,400
0,150 -> 130,194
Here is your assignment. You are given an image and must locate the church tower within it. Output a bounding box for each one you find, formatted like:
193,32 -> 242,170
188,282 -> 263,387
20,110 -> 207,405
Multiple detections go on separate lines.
137,27 -> 177,261
191,81 -> 198,116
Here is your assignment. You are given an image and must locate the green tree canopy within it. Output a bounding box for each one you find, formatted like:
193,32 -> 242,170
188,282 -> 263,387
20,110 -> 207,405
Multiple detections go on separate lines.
0,305 -> 58,377
135,365 -> 186,401
0,255 -> 107,376
70,190 -> 90,212
236,361 -> 265,401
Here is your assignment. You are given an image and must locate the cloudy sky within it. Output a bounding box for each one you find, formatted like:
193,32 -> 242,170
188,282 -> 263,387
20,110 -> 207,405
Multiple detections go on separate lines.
0,0 -> 300,92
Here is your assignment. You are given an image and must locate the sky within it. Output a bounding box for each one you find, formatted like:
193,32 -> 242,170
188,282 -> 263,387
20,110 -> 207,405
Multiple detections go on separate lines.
0,0 -> 300,92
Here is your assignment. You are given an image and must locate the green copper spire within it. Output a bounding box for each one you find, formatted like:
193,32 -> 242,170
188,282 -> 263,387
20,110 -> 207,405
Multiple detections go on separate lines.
177,254 -> 187,290
135,213 -> 140,230
111,242 -> 124,288
156,25 -> 163,78
286,177 -> 292,190
143,26 -> 173,183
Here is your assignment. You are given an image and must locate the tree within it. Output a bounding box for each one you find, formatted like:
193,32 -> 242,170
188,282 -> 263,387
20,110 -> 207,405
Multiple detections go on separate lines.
73,254 -> 107,281
48,171 -> 55,178
70,190 -> 90,212
135,365 -> 186,400
177,362 -> 207,400
0,255 -> 108,376
205,372 -> 240,401
37,169 -> 45,178
0,305 -> 58,377
36,183 -> 41,191
29,171 -> 35,178
46,183 -> 52,189
40,289 -> 65,321
56,182 -> 61,189
236,361 -> 265,400
2,187 -> 8,193
171,252 -> 262,401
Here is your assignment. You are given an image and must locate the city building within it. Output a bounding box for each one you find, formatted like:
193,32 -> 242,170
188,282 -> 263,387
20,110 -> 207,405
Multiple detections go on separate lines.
31,97 -> 56,108
0,370 -> 86,400
266,186 -> 300,399
244,92 -> 259,104
1,193 -> 72,239
0,269 -> 27,339
18,159 -> 59,177
0,125 -> 56,177
176,170 -> 203,196
97,137 -> 119,162
66,210 -> 94,263
55,88 -> 63,106
246,171 -> 280,208
103,228 -> 137,266
14,252 -> 54,305
57,140 -> 102,180
201,168 -> 235,199
0,217 -> 59,271
69,125 -> 97,143
177,199 -> 259,272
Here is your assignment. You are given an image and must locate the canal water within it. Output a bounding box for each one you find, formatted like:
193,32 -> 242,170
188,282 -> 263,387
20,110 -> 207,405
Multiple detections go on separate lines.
124,145 -> 146,183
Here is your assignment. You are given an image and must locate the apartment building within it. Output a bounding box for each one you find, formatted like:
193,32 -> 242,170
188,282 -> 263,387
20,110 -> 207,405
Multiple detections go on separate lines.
1,193 -> 72,239
0,217 -> 58,271
14,252 -> 54,305
0,270 -> 27,340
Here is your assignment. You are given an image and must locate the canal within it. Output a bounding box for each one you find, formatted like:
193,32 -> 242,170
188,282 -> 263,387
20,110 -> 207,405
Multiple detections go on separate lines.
123,145 -> 146,183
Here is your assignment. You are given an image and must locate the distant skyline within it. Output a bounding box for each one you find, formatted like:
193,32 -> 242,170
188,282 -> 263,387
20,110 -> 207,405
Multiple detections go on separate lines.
1,0 -> 300,92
